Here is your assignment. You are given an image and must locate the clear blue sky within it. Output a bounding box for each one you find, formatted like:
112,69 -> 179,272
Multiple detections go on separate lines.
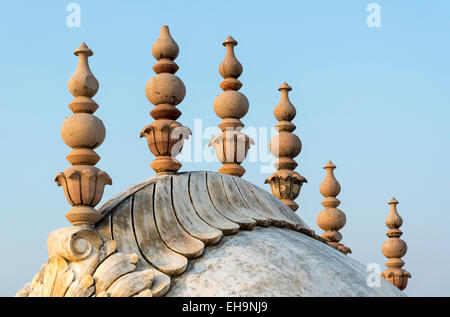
0,0 -> 449,296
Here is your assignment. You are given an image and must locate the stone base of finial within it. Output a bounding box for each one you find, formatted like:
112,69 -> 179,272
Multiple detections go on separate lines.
381,268 -> 411,290
218,163 -> 245,177
265,170 -> 307,211
280,199 -> 299,212
327,242 -> 352,255
150,156 -> 182,174
66,205 -> 103,227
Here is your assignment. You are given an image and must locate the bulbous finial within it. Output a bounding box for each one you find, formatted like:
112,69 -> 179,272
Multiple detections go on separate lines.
274,82 -> 296,133
316,161 -> 351,255
265,83 -> 307,211
141,26 -> 191,175
381,198 -> 411,290
56,43 -> 112,227
209,35 -> 253,177
219,36 -> 243,81
151,26 -> 180,74
152,25 -> 179,61
386,197 -> 403,229
218,36 -> 243,91
319,161 -> 341,198
68,42 -> 99,99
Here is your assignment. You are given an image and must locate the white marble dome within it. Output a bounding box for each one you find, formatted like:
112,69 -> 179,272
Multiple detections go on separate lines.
96,171 -> 403,297
17,171 -> 403,297
168,227 -> 402,296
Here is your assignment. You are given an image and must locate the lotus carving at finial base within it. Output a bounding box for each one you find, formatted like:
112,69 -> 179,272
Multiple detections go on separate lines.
381,269 -> 411,290
140,119 -> 191,174
55,166 -> 112,207
208,130 -> 254,164
265,170 -> 307,211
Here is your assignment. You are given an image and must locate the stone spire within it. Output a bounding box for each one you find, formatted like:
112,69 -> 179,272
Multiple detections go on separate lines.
381,198 -> 411,290
55,43 -> 112,227
316,161 -> 351,255
209,36 -> 254,177
140,25 -> 191,175
265,83 -> 307,211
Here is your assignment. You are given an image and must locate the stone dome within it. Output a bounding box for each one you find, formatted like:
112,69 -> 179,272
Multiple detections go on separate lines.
95,171 -> 402,297
17,171 -> 403,297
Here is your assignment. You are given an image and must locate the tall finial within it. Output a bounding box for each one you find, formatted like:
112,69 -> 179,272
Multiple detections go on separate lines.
140,26 -> 191,175
55,43 -> 112,227
265,82 -> 307,211
316,161 -> 351,254
381,198 -> 411,290
209,36 -> 254,177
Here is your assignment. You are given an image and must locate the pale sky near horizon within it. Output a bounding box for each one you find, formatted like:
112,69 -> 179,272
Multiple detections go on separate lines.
1,0 -> 449,296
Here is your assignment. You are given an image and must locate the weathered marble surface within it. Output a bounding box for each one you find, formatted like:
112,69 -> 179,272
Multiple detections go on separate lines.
167,226 -> 404,297
18,171 -> 405,297
95,172 -> 319,282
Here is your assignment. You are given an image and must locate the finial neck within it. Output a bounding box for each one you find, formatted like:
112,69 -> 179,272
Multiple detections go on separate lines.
76,53 -> 90,71
225,44 -> 236,58
280,88 -> 290,100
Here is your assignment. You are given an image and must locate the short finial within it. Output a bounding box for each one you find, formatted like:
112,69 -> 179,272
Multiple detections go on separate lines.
265,83 -> 307,211
209,35 -> 254,177
55,43 -> 112,227
316,161 -> 351,255
141,26 -> 191,175
381,197 -> 411,290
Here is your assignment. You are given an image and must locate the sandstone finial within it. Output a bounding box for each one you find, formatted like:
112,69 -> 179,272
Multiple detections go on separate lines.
55,43 -> 112,227
151,25 -> 180,74
316,161 -> 351,254
381,198 -> 411,290
209,35 -> 254,177
152,25 -> 179,60
68,43 -> 98,99
219,36 -> 242,90
274,82 -> 296,132
265,83 -> 307,211
141,26 -> 191,175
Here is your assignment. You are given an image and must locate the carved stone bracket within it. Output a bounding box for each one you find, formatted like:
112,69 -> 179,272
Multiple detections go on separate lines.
16,227 -> 156,297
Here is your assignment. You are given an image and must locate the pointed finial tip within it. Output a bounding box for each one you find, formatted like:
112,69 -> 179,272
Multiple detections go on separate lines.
278,82 -> 292,91
324,160 -> 336,169
388,197 -> 399,205
223,35 -> 238,46
74,42 -> 93,56
159,25 -> 174,38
